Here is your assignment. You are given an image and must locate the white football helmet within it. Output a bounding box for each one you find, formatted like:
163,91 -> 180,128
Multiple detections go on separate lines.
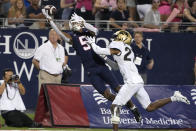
69,13 -> 85,31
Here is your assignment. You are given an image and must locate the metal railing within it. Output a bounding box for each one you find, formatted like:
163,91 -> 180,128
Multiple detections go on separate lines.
0,18 -> 196,32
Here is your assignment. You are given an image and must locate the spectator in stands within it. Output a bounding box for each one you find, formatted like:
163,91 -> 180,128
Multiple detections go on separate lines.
131,31 -> 154,84
127,0 -> 137,21
158,0 -> 172,22
143,0 -> 161,29
194,56 -> 196,85
109,0 -> 138,30
60,0 -> 76,29
135,0 -> 152,21
0,0 -> 11,17
32,29 -> 67,94
10,0 -> 17,8
183,0 -> 196,32
75,0 -> 94,20
26,0 -> 45,29
0,68 -> 41,127
7,0 -> 26,28
24,0 -> 31,7
94,0 -> 117,28
61,0 -> 76,20
170,0 -> 185,32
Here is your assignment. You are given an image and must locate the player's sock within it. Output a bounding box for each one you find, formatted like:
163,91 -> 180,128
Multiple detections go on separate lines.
130,105 -> 136,110
131,107 -> 142,122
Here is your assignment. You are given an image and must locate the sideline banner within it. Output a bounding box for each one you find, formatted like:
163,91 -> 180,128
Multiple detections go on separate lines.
34,84 -> 196,128
81,85 -> 196,128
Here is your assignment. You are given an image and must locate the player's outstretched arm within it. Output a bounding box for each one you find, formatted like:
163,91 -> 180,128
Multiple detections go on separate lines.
42,9 -> 71,43
86,36 -> 111,55
86,37 -> 119,70
86,37 -> 121,55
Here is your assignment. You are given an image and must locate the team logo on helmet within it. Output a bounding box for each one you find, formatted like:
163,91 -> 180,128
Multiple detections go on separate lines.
113,30 -> 132,45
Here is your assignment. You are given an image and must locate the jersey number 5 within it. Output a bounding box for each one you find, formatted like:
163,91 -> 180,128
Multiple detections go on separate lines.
79,36 -> 91,51
124,47 -> 131,61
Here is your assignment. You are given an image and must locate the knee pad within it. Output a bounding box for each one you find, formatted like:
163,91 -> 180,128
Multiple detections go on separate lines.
111,105 -> 121,124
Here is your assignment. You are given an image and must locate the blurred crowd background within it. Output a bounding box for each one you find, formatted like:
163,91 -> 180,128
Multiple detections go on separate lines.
0,0 -> 196,32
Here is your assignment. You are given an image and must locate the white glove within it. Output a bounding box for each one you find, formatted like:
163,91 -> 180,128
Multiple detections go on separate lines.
79,16 -> 85,23
86,36 -> 95,45
71,13 -> 86,23
42,9 -> 52,20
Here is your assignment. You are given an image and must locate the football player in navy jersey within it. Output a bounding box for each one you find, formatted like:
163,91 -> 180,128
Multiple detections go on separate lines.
42,10 -> 142,122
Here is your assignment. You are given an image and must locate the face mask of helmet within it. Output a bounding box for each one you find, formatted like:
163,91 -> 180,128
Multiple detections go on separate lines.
72,21 -> 83,31
69,16 -> 84,31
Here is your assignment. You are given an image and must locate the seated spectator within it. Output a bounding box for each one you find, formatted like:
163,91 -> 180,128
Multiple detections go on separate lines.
7,0 -> 26,28
109,0 -> 138,30
61,0 -> 76,20
60,0 -> 75,29
183,0 -> 196,32
0,68 -> 41,127
135,0 -> 152,21
24,0 -> 31,7
26,0 -> 45,29
127,0 -> 137,21
158,0 -> 172,21
75,0 -> 94,20
170,0 -> 185,32
0,0 -> 11,17
94,0 -> 117,28
143,0 -> 161,29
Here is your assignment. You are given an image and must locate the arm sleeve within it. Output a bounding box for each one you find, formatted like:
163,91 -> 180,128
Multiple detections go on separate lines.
105,57 -> 119,70
91,42 -> 111,55
49,20 -> 70,42
84,23 -> 99,35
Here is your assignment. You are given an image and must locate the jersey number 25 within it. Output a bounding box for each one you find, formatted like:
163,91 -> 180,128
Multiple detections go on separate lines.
79,36 -> 91,51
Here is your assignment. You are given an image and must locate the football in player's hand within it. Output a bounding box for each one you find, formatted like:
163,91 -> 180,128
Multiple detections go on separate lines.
44,5 -> 57,15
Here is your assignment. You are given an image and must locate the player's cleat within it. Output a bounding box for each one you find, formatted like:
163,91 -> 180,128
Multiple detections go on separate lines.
131,108 -> 142,122
171,91 -> 190,104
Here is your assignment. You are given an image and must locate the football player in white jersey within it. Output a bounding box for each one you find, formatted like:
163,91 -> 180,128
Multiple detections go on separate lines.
86,30 -> 190,131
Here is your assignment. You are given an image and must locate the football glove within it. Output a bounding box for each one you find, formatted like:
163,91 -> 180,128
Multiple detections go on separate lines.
71,13 -> 86,23
86,36 -> 95,45
42,9 -> 52,20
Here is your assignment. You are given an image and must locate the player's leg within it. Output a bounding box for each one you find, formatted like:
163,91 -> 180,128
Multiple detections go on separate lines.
111,104 -> 121,131
88,70 -> 115,101
146,90 -> 190,112
100,66 -> 142,122
111,83 -> 139,131
135,85 -> 190,112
